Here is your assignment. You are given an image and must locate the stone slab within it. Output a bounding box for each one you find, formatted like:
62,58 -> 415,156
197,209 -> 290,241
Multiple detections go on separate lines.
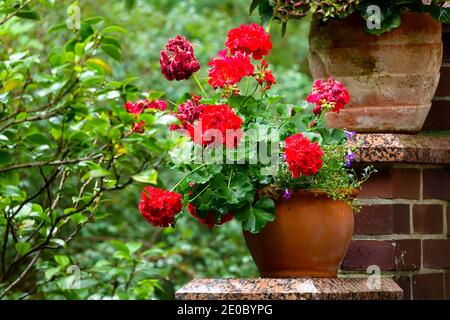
175,278 -> 403,300
351,133 -> 450,164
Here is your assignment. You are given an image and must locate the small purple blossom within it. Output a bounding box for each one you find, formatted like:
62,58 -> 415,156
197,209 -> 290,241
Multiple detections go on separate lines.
282,188 -> 293,200
345,151 -> 356,167
281,153 -> 286,162
344,130 -> 356,140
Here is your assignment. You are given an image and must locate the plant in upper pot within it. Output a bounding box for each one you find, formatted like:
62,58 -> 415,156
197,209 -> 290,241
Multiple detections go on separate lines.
251,0 -> 450,35
131,23 -> 375,277
251,1 -> 449,133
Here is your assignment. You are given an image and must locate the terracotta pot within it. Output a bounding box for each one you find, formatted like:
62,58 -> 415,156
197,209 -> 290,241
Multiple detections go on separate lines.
244,191 -> 354,278
309,13 -> 443,133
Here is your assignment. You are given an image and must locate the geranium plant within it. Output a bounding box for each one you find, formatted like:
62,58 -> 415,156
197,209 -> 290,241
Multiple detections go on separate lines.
251,0 -> 450,35
132,23 -> 374,234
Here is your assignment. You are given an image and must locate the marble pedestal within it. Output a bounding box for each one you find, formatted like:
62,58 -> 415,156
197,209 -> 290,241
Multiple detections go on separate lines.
175,278 -> 403,300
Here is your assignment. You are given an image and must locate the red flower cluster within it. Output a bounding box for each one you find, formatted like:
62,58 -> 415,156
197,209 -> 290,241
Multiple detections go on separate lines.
208,50 -> 254,91
306,77 -> 350,115
124,99 -> 167,132
160,35 -> 201,81
188,204 -> 233,228
192,104 -> 243,148
226,23 -> 272,60
285,133 -> 324,178
169,95 -> 202,135
176,95 -> 203,124
256,60 -> 276,91
138,186 -> 182,227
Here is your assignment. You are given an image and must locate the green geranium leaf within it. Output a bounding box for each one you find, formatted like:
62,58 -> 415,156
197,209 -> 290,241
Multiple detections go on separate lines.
236,197 -> 275,234
224,173 -> 255,205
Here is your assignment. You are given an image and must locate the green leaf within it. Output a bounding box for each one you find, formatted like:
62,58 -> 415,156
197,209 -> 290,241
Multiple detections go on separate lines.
0,151 -> 13,165
188,165 -> 222,184
24,133 -> 51,145
49,239 -> 66,247
110,240 -> 129,253
15,242 -> 31,256
249,0 -> 260,15
101,36 -> 122,49
15,6 -> 40,21
101,26 -> 126,34
126,242 -> 142,255
102,44 -> 122,61
236,197 -> 275,233
132,169 -> 158,184
86,169 -> 112,179
54,255 -> 70,268
224,173 -> 255,205
257,0 -> 273,28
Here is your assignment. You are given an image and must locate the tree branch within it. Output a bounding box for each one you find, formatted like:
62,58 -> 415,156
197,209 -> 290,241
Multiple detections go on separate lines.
0,154 -> 102,173
0,0 -> 33,26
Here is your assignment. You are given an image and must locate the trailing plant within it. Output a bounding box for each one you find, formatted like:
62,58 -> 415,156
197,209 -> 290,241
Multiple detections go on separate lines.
250,0 -> 450,35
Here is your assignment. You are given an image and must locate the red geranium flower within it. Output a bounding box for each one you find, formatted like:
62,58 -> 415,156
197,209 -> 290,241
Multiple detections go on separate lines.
256,60 -> 276,91
169,96 -> 203,135
160,35 -> 201,81
188,204 -> 233,228
192,104 -> 243,148
208,50 -> 254,90
306,77 -> 350,115
285,133 -> 324,178
226,23 -> 272,60
138,186 -> 182,227
124,99 -> 167,132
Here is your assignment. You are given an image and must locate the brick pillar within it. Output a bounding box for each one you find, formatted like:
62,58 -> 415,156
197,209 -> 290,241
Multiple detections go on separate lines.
342,25 -> 450,300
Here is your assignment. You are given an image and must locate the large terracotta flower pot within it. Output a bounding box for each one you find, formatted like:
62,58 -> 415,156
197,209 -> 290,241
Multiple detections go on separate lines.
309,13 -> 443,133
243,191 -> 354,278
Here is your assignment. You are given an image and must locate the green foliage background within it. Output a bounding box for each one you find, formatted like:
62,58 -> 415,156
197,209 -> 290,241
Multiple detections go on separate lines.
0,0 -> 311,299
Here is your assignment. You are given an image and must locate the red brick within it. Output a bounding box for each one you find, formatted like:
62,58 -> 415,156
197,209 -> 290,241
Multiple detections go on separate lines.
412,273 -> 445,300
395,240 -> 422,271
435,66 -> 450,96
446,272 -> 450,300
423,100 -> 450,131
342,240 -> 421,271
358,168 -> 420,200
423,240 -> 450,269
354,204 -> 410,235
395,275 -> 411,300
413,204 -> 443,234
423,169 -> 450,200
447,206 -> 450,236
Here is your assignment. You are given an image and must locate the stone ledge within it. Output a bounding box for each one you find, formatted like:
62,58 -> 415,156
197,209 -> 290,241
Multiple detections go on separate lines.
351,134 -> 450,165
175,278 -> 403,300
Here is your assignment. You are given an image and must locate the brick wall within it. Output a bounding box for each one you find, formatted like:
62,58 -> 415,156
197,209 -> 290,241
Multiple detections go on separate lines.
341,166 -> 450,299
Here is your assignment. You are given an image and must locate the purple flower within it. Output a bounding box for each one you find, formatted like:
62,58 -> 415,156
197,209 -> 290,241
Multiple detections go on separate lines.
345,151 -> 356,167
344,130 -> 356,140
281,153 -> 286,162
282,189 -> 293,200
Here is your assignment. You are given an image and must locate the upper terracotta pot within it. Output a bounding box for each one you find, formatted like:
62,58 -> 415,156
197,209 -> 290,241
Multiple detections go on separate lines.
309,13 -> 443,133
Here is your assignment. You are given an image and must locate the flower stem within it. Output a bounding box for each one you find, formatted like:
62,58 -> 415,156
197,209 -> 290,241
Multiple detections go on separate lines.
192,74 -> 208,99
189,184 -> 209,203
170,164 -> 206,192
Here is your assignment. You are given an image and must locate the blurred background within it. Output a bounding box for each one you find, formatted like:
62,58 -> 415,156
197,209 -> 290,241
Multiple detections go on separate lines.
0,0 -> 311,299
